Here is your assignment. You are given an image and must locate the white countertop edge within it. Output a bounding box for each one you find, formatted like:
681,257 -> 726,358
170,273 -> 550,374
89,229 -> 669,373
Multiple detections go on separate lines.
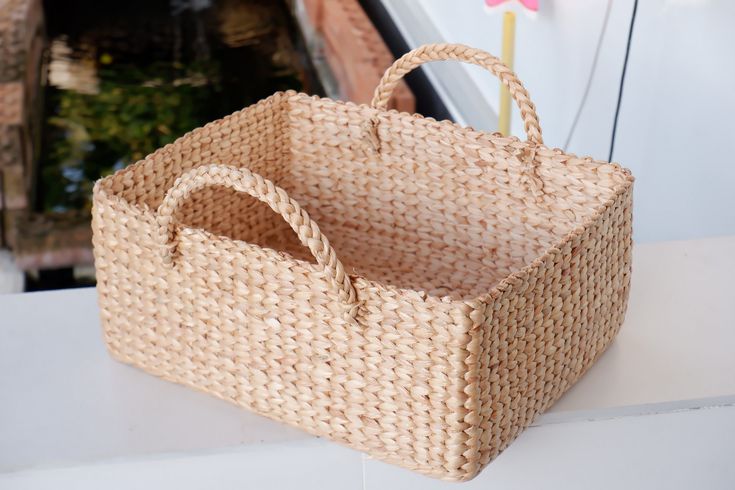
0,437 -> 337,477
536,395 -> 735,426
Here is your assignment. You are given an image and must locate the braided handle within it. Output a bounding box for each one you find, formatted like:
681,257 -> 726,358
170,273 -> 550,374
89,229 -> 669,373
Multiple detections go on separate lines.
371,43 -> 543,144
157,164 -> 356,305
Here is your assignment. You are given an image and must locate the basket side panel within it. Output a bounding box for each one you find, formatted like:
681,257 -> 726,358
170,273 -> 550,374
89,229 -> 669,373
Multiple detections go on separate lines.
93,195 -> 479,481
172,230 -> 358,409
345,282 -> 480,481
171,234 -> 480,481
92,189 -> 194,386
473,183 -> 633,471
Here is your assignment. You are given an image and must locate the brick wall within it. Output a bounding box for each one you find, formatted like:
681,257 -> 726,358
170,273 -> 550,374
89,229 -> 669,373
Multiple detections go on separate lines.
301,0 -> 414,112
0,0 -> 90,272
0,0 -> 44,245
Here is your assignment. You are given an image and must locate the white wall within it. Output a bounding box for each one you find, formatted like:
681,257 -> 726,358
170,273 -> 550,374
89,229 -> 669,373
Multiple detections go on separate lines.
381,0 -> 735,243
613,0 -> 735,242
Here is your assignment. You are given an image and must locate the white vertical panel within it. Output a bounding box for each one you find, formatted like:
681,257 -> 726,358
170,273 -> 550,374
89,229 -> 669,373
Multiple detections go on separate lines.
613,0 -> 735,242
565,0 -> 635,158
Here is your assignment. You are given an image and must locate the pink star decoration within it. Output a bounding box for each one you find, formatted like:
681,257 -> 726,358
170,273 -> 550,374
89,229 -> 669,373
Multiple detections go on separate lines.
485,0 -> 539,12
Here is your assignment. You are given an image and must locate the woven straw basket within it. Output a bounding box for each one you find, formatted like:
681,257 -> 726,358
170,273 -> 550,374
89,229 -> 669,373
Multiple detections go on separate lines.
92,44 -> 633,481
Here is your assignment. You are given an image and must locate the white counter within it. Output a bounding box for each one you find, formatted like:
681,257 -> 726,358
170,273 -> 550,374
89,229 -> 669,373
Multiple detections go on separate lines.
2,236 -> 734,489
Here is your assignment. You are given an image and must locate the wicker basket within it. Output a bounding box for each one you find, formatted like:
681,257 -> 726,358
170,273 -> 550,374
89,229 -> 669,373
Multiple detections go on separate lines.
92,44 -> 634,481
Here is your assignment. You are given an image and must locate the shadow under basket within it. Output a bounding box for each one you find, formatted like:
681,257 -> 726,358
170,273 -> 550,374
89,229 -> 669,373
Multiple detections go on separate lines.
92,44 -> 634,481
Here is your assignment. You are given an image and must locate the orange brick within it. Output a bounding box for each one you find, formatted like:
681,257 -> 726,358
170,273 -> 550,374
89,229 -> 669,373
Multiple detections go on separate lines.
0,82 -> 24,125
323,38 -> 352,99
321,0 -> 363,64
302,0 -> 323,30
0,163 -> 28,210
0,125 -> 22,168
320,0 -> 414,111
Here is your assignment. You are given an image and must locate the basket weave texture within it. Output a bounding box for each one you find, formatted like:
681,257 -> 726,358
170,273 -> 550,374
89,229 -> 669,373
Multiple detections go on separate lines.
92,44 -> 634,481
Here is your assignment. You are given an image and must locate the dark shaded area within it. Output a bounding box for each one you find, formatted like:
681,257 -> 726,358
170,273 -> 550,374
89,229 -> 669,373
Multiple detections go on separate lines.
39,0 -> 318,212
25,268 -> 94,291
29,0 -> 319,290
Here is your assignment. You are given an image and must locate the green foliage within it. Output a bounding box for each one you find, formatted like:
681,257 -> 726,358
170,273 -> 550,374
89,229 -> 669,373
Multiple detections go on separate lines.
40,61 -> 221,211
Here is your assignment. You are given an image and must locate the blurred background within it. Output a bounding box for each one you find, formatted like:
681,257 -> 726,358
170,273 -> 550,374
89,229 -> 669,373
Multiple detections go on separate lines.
0,0 -> 322,291
1,0 -> 733,293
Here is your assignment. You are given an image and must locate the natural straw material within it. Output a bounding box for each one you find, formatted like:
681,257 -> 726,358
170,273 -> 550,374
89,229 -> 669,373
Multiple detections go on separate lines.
93,43 -> 634,481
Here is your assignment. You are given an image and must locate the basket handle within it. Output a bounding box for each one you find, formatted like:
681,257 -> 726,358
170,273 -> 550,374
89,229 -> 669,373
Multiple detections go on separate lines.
157,164 -> 357,305
371,43 -> 543,145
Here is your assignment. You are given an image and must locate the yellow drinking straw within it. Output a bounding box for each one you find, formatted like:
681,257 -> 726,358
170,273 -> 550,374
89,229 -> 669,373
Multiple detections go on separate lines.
498,11 -> 515,136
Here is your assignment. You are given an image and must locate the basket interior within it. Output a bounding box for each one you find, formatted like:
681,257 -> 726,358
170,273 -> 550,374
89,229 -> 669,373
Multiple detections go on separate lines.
100,92 -> 632,300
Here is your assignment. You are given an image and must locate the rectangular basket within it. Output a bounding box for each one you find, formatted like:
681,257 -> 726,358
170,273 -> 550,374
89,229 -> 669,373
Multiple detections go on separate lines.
92,44 -> 634,481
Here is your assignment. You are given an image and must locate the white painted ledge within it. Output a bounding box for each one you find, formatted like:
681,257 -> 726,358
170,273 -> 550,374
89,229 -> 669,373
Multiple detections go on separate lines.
1,236 -> 734,488
366,405 -> 735,490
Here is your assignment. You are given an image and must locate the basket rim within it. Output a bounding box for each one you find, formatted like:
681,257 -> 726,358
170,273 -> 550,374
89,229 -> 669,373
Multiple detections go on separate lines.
94,89 -> 634,305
